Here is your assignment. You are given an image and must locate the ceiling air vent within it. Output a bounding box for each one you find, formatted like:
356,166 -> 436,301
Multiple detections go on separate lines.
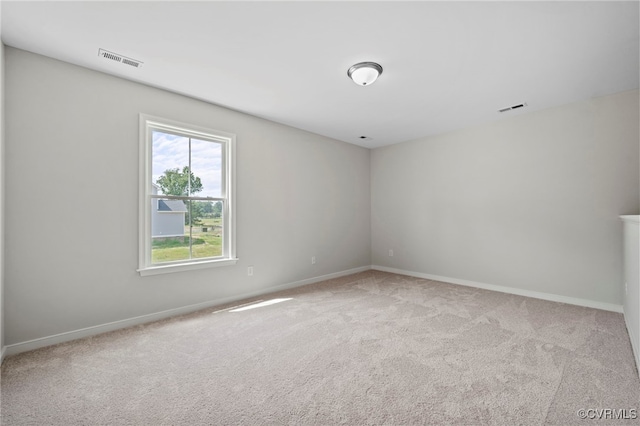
498,102 -> 527,113
98,49 -> 143,68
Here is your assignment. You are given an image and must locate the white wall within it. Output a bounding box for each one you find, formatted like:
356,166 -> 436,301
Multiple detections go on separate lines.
621,216 -> 640,368
4,48 -> 371,347
0,5 -> 5,360
5,45 -> 638,353
372,90 -> 639,306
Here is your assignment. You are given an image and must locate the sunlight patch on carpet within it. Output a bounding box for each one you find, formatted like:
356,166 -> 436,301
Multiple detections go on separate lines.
229,298 -> 293,312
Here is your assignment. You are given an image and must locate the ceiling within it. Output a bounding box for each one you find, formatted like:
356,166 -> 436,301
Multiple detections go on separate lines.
2,1 -> 638,149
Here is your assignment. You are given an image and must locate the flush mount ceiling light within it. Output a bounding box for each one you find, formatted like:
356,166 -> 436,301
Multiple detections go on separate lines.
347,62 -> 383,86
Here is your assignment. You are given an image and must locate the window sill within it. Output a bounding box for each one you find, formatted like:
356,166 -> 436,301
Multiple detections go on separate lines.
138,258 -> 239,276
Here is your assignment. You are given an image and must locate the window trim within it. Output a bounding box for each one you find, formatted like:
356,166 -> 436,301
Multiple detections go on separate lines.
138,114 -> 238,276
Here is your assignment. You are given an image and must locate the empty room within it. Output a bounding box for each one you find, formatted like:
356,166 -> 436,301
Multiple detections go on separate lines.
0,1 -> 639,425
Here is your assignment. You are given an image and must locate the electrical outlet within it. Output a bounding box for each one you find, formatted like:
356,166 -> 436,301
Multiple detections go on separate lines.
311,256 -> 316,265
625,281 -> 628,296
248,266 -> 254,276
389,249 -> 394,257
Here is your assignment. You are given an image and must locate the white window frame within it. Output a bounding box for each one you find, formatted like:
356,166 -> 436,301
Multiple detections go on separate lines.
138,114 -> 238,276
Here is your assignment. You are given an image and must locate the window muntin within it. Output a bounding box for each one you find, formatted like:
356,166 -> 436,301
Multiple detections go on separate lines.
139,115 -> 236,275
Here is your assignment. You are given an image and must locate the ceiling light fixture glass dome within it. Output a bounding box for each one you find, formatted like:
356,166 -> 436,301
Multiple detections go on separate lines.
347,62 -> 383,86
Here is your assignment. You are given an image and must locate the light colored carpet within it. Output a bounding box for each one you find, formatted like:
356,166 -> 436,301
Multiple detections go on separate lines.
1,271 -> 638,425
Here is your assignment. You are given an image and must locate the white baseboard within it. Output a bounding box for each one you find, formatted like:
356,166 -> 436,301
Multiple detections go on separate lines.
372,265 -> 624,313
1,345 -> 6,365
4,265 -> 626,359
3,266 -> 370,358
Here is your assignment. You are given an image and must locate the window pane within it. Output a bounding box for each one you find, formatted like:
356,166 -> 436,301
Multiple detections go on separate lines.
141,116 -> 235,273
152,130 -> 190,196
190,200 -> 223,259
151,197 -> 191,264
190,138 -> 222,198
